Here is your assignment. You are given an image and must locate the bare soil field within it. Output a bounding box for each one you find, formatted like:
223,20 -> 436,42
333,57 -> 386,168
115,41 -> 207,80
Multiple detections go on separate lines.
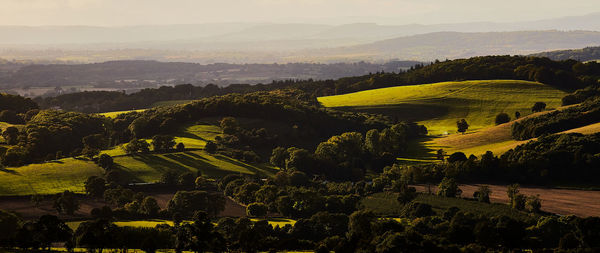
414,184 -> 600,217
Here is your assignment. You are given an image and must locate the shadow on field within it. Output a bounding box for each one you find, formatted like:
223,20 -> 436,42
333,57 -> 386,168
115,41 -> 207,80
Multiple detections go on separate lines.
0,167 -> 19,175
163,153 -> 232,178
213,154 -> 277,177
335,101 -> 452,123
176,131 -> 209,142
131,154 -> 190,174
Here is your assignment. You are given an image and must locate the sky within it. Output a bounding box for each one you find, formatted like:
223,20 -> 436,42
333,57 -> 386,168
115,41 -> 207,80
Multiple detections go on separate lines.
1,0 -> 600,26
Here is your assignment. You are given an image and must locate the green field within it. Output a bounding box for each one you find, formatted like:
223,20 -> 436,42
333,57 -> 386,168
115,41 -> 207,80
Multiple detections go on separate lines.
0,122 -> 273,196
98,109 -> 146,118
318,80 -> 567,135
67,218 -> 295,230
114,150 -> 278,183
0,158 -> 104,195
361,192 -> 533,221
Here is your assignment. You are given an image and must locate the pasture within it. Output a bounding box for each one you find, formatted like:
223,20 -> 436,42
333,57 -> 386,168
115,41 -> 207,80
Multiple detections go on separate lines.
0,158 -> 104,196
318,80 -> 566,135
114,150 -> 278,183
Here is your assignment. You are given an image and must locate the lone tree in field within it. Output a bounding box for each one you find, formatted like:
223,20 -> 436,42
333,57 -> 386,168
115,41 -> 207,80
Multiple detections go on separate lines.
532,102 -> 547,113
495,113 -> 511,125
473,185 -> 491,203
456,119 -> 469,134
437,177 -> 462,198
393,181 -> 417,204
53,190 -> 80,215
525,195 -> 542,213
436,149 -> 445,161
204,140 -> 217,154
176,142 -> 185,152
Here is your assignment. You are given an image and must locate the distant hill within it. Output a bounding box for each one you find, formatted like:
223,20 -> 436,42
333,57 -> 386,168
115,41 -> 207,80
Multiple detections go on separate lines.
3,30 -> 599,64
0,60 -> 420,91
311,31 -> 600,61
530,46 -> 600,61
2,12 -> 600,63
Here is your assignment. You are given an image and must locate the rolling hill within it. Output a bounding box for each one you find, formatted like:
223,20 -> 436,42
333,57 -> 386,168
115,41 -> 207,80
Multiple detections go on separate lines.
318,80 -> 567,135
0,120 -> 276,196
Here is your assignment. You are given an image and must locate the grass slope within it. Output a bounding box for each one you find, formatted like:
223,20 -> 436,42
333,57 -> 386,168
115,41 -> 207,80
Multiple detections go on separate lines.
0,121 -> 273,196
318,80 -> 566,135
114,150 -> 278,183
0,158 -> 104,196
429,104 -> 600,157
98,109 -> 145,118
67,218 -> 295,230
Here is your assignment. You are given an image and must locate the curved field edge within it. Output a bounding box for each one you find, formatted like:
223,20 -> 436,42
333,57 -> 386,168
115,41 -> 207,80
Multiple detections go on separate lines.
318,80 -> 567,135
428,104 -> 600,157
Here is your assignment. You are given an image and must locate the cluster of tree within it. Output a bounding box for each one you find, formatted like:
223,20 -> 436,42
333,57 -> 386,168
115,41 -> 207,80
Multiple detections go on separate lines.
219,173 -> 363,219
531,46 -> 600,62
562,85 -> 600,105
0,93 -> 38,117
386,133 -> 600,186
269,122 -> 425,181
512,98 -> 600,140
1,110 -> 108,166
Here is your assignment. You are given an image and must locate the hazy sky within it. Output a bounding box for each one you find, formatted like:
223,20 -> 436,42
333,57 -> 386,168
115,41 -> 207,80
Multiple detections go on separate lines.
1,0 -> 600,26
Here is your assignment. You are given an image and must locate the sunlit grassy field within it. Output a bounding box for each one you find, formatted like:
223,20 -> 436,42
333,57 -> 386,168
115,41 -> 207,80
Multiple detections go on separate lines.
114,150 -> 278,183
101,124 -> 223,157
318,80 -> 567,135
0,121 -> 273,196
0,158 -> 104,195
98,109 -> 146,118
67,218 -> 296,230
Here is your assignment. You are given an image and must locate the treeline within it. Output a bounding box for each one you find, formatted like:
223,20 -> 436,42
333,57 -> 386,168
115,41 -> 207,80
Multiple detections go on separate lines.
2,110 -> 108,166
512,97 -> 600,140
36,55 -> 600,113
562,85 -> 600,105
531,46 -> 600,62
0,93 -> 38,124
390,133 -> 600,185
268,123 -> 427,181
